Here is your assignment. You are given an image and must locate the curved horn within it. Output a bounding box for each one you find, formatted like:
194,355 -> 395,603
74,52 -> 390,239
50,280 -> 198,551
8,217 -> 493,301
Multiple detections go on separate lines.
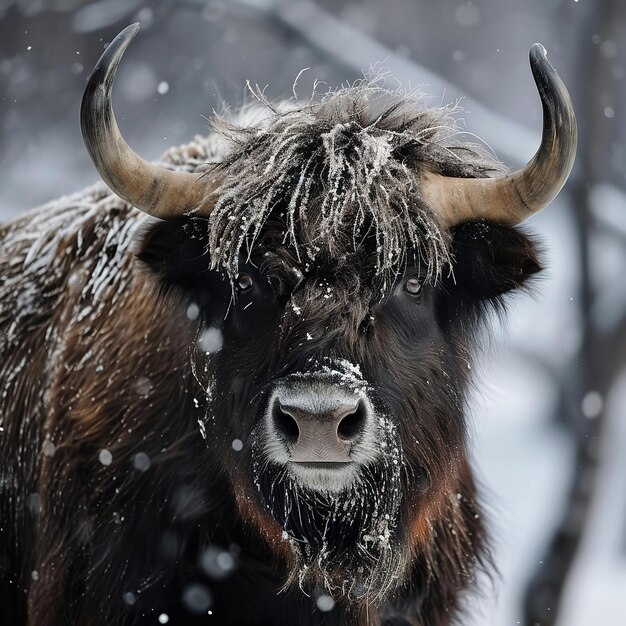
81,23 -> 215,218
422,43 -> 577,226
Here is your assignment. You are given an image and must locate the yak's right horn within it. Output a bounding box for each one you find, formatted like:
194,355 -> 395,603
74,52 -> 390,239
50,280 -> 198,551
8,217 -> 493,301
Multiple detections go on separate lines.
81,23 -> 216,219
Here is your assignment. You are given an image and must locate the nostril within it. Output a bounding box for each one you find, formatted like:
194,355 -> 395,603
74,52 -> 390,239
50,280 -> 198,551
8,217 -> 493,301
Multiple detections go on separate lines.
337,401 -> 367,441
272,402 -> 299,444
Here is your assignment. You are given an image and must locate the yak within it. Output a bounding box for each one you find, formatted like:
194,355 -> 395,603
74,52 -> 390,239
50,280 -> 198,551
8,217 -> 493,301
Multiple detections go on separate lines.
0,23 -> 576,626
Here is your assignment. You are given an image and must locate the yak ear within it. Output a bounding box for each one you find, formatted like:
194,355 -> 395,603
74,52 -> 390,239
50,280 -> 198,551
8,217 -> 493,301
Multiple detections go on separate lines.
136,216 -> 212,291
445,221 -> 543,304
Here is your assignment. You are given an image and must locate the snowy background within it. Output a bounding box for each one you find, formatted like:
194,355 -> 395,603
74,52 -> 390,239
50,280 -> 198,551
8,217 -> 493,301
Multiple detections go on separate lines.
1,1 -> 625,624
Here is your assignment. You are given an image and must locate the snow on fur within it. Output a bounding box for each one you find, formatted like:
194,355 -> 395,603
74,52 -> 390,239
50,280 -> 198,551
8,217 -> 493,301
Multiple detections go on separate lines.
202,80 -> 505,286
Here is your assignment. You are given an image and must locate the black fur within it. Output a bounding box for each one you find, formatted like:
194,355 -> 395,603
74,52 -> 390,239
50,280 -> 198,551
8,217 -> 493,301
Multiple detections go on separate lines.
1,89 -> 542,626
130,215 -> 543,626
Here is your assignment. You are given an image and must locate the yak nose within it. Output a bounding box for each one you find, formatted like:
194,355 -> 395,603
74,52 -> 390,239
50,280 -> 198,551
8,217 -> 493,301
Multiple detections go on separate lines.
271,398 -> 367,463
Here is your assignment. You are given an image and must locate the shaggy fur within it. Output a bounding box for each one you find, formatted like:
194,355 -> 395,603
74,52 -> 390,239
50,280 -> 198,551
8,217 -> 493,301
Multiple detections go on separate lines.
0,87 -> 540,626
203,83 -> 504,287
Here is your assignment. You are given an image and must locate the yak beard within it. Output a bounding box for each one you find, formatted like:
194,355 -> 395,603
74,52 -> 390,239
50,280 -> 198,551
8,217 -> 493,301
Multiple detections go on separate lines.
251,420 -> 407,606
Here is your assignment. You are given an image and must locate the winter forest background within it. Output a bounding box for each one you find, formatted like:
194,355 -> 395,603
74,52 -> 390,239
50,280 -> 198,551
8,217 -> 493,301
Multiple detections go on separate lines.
1,0 -> 625,624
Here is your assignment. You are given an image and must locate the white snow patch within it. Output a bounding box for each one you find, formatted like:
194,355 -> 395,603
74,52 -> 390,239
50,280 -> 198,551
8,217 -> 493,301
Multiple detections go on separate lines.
582,391 -> 603,419
42,438 -> 56,457
316,594 -> 335,612
198,327 -> 223,354
187,302 -> 200,320
133,452 -> 151,472
122,591 -> 136,605
98,449 -> 112,466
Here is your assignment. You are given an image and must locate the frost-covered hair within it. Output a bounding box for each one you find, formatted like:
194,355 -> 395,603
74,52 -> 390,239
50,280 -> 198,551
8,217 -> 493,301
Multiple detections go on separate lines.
203,81 -> 505,284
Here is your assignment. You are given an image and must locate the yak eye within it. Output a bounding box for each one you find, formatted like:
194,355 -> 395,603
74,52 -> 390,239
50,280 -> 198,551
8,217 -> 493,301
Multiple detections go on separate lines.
403,276 -> 422,296
236,273 -> 253,292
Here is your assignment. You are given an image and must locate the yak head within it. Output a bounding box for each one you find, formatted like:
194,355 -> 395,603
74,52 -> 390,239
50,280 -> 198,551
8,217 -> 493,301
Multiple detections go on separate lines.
81,24 -> 576,607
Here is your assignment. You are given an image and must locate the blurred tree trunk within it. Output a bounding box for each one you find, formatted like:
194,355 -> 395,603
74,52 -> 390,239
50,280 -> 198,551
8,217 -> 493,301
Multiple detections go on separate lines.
523,0 -> 625,623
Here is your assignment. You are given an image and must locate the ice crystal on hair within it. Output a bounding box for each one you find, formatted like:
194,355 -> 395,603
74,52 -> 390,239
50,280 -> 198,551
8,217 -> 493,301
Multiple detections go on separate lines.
201,77 -> 503,285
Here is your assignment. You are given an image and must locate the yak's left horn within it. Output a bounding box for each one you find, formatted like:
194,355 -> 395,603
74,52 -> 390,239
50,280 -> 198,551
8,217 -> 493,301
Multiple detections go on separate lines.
81,23 -> 215,219
421,43 -> 577,226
